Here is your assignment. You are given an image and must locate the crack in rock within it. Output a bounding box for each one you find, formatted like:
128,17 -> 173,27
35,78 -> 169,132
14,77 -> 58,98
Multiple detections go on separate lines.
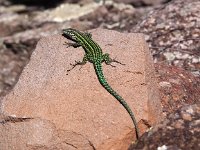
0,115 -> 33,124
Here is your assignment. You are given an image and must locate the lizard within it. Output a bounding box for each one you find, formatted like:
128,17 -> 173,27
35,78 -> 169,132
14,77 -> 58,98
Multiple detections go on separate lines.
62,28 -> 139,139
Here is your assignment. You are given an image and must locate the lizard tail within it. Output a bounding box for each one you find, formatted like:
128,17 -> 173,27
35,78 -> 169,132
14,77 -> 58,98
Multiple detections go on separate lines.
94,62 -> 139,139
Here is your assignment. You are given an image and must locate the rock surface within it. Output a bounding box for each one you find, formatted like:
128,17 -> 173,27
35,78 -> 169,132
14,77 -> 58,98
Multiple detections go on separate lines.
0,29 -> 162,149
114,0 -> 168,6
133,0 -> 200,76
156,63 -> 200,115
129,104 -> 200,150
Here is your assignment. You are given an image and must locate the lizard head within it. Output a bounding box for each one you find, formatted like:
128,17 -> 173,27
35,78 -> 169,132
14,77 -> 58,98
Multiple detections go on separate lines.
62,28 -> 79,42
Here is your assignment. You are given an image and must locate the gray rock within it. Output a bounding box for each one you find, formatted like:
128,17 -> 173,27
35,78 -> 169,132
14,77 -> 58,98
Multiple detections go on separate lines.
129,104 -> 200,150
133,0 -> 200,76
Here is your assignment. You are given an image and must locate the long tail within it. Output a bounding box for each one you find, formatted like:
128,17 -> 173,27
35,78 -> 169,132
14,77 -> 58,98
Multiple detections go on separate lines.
94,62 -> 139,139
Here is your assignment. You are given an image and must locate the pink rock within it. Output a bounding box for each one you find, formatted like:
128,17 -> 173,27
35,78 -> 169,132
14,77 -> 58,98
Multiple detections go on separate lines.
0,29 -> 162,150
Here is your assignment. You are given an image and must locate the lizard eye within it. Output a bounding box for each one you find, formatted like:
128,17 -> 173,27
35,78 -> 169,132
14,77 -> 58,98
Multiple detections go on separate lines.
68,33 -> 76,39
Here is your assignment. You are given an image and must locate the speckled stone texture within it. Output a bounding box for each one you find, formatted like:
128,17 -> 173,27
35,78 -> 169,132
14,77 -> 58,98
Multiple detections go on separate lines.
133,0 -> 200,76
0,29 -> 162,150
129,104 -> 200,150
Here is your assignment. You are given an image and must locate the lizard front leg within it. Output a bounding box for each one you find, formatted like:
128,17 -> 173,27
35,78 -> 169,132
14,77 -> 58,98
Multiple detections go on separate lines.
67,55 -> 88,72
64,41 -> 81,48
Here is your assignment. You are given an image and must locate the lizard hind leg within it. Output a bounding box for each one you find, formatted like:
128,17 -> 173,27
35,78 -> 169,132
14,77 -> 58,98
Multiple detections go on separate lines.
102,53 -> 125,67
67,55 -> 88,72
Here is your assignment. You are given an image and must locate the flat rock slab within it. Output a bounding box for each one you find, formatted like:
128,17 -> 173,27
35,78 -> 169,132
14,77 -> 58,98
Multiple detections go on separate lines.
0,29 -> 162,150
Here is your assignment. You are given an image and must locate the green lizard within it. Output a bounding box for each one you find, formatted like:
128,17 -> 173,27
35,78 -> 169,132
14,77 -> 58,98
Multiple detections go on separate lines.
62,28 -> 139,139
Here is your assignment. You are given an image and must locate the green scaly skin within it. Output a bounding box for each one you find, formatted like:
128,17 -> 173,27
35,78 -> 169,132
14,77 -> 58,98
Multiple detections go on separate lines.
62,28 -> 139,139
